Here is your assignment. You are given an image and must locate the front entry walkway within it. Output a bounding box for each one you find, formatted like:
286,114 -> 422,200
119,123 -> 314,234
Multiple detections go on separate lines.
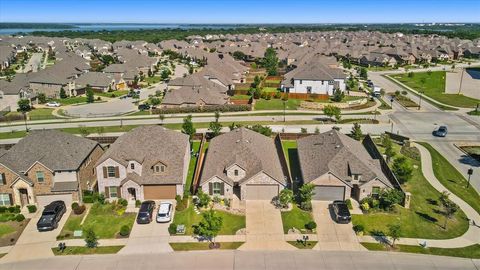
238,201 -> 295,250
312,201 -> 364,251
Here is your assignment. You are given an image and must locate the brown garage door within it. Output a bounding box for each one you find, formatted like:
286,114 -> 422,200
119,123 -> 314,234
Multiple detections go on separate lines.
143,185 -> 176,200
244,184 -> 279,200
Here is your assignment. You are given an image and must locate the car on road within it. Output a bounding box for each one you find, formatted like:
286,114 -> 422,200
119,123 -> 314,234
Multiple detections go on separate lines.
46,101 -> 61,107
137,200 -> 155,224
156,202 -> 173,223
433,125 -> 448,137
37,200 -> 66,231
331,200 -> 351,224
138,104 -> 151,111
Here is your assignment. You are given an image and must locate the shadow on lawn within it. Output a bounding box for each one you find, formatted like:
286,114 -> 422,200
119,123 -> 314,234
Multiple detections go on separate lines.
415,211 -> 438,223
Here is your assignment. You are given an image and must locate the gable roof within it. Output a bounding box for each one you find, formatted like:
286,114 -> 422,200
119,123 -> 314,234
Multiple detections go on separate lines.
200,128 -> 287,186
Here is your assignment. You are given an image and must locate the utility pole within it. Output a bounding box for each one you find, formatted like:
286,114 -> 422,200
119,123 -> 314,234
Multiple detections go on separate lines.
23,112 -> 29,132
418,91 -> 424,110
458,68 -> 465,94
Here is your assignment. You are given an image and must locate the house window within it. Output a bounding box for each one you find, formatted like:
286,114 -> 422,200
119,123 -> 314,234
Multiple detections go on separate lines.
109,186 -> 118,198
0,194 -> 10,206
372,187 -> 381,198
213,182 -> 222,195
130,163 -> 135,170
299,80 -> 302,84
306,86 -> 312,94
234,170 -> 239,176
154,164 -> 165,173
107,166 -> 116,178
36,171 -> 45,182
0,174 -> 5,185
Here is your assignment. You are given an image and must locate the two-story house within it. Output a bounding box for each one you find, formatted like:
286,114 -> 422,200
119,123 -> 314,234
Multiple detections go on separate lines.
199,128 -> 288,201
95,126 -> 190,201
0,130 -> 103,207
297,130 -> 394,201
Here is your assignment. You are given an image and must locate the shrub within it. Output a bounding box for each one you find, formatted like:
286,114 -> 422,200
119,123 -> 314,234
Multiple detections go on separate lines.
0,206 -> 6,213
176,197 -> 188,212
361,202 -> 370,212
300,201 -> 312,211
71,202 -> 79,210
27,205 -> 37,213
278,189 -> 293,208
175,195 -> 182,203
84,228 -> 98,248
73,204 -> 86,215
135,200 -> 141,208
305,221 -> 317,230
379,189 -> 405,211
168,223 -> 177,235
212,196 -> 221,204
119,225 -> 131,237
274,92 -> 282,99
353,224 -> 365,233
15,214 -> 25,222
371,199 -> 380,209
118,198 -> 128,207
345,199 -> 353,210
97,193 -> 106,204
197,190 -> 211,208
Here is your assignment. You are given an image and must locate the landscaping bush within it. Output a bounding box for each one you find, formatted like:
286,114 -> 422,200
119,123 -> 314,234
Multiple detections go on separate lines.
400,145 -> 420,161
0,206 -> 6,213
8,206 -> 20,213
305,221 -> 317,230
197,190 -> 211,208
71,202 -> 79,210
361,202 -> 370,212
135,200 -> 141,208
152,104 -> 251,115
353,224 -> 365,234
73,204 -> 86,215
27,205 -> 37,213
119,225 -> 131,237
168,223 -> 177,235
15,214 -> 25,222
175,196 -> 188,212
300,201 -> 312,211
345,199 -> 353,210
378,189 -> 404,211
97,193 -> 106,204
118,198 -> 128,207
212,195 -> 221,204
84,228 -> 98,248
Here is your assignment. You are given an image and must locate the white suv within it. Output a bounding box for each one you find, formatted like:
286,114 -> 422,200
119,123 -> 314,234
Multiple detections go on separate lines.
156,202 -> 173,223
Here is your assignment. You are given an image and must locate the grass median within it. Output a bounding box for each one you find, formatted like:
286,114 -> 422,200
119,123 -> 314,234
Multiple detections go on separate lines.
361,242 -> 480,259
52,246 -> 124,255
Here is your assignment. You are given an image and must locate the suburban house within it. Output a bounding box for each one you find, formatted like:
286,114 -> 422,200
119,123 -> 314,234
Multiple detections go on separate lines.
359,52 -> 398,67
0,45 -> 16,70
297,130 -> 393,201
0,73 -> 35,110
74,72 -> 115,93
0,130 -> 103,207
281,60 -> 346,95
199,128 -> 288,201
95,126 -> 190,201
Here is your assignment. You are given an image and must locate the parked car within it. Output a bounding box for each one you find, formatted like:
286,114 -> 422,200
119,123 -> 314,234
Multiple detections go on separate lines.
137,201 -> 155,224
36,200 -> 66,231
46,101 -> 61,107
433,125 -> 448,137
138,104 -> 150,111
156,202 -> 173,223
331,200 -> 351,224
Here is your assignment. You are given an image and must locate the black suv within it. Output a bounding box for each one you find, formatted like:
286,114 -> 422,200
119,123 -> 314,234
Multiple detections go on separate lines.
37,200 -> 66,231
331,200 -> 351,224
138,104 -> 150,111
137,201 -> 155,224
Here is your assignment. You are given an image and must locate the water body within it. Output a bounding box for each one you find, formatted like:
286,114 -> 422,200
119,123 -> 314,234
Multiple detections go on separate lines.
0,23 -> 246,35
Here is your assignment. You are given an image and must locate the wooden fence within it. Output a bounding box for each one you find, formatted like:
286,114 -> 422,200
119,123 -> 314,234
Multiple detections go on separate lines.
192,134 -> 207,194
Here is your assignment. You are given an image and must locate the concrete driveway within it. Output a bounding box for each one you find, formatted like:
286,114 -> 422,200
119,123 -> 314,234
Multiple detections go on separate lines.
312,201 -> 364,251
119,201 -> 174,254
2,208 -> 71,262
239,201 -> 295,250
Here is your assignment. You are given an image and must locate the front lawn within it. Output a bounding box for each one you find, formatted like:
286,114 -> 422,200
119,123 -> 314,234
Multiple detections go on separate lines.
392,71 -> 480,108
28,108 -> 57,120
95,90 -> 128,98
0,223 -> 15,237
287,241 -> 318,249
417,142 -> 480,214
52,246 -> 124,255
361,242 -> 480,259
57,203 -> 135,239
230,95 -> 251,100
144,76 -> 162,85
169,242 -> 244,251
352,143 -> 469,239
52,96 -> 89,105
171,202 -> 245,235
262,87 -> 279,93
281,204 -> 314,233
57,211 -> 87,240
254,98 -> 301,110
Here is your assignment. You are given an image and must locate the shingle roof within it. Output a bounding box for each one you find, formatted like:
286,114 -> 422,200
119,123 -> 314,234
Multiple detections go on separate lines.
95,126 -> 189,185
200,128 -> 287,186
297,130 -> 391,188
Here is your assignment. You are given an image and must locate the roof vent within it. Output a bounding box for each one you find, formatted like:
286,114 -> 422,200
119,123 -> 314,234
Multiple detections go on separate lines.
236,139 -> 240,143
335,145 -> 340,148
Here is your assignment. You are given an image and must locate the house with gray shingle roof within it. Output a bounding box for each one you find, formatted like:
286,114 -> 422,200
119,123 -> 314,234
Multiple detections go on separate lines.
0,130 -> 103,207
297,130 -> 393,201
95,126 -> 190,201
199,128 -> 288,201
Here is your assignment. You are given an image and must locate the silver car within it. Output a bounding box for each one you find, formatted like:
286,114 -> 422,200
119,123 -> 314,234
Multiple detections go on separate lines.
156,202 -> 173,223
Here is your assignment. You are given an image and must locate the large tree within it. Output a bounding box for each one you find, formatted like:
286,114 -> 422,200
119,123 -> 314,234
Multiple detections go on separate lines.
263,48 -> 279,76
86,85 -> 94,103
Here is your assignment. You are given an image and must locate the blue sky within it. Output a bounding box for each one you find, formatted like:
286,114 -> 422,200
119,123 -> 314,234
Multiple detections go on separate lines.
0,0 -> 479,24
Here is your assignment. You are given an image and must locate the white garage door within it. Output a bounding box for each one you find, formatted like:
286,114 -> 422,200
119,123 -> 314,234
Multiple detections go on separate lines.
313,186 -> 345,201
244,184 -> 279,200
36,194 -> 73,208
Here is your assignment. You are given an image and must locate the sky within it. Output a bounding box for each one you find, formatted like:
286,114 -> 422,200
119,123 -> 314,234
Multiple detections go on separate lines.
0,0 -> 479,24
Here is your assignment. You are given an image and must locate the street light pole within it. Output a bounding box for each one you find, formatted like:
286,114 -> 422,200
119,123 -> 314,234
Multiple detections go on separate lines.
467,168 -> 474,188
283,100 -> 286,122
23,112 -> 28,132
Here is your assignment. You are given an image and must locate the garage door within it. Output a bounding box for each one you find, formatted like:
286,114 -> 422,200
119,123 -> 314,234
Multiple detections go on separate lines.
36,193 -> 73,207
244,184 -> 279,200
313,186 -> 345,201
143,185 -> 176,200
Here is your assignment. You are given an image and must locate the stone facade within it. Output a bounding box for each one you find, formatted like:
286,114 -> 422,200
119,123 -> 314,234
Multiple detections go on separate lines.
0,164 -> 20,205
26,162 -> 54,197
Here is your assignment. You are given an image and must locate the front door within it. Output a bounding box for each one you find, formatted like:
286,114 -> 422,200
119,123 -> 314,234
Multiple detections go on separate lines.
19,189 -> 29,206
127,188 -> 136,201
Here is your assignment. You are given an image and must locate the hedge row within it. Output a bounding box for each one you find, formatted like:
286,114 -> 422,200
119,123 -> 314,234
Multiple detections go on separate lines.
152,104 -> 251,114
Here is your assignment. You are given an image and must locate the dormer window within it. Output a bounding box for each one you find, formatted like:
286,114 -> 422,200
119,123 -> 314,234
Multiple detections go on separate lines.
130,163 -> 135,170
234,170 -> 239,176
154,163 -> 166,174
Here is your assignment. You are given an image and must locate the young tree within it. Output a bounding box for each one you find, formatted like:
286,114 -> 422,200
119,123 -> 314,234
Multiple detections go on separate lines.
387,223 -> 401,247
392,156 -> 413,184
278,189 -> 293,209
37,93 -> 47,104
252,75 -> 262,89
323,105 -> 341,122
359,67 -> 368,80
248,124 -> 272,136
193,209 -> 223,248
263,47 -> 279,76
300,127 -> 308,134
96,126 -> 105,136
314,127 -> 320,134
350,123 -> 363,141
298,183 -> 315,211
158,113 -> 165,125
160,69 -> 170,81
331,88 -> 345,102
17,99 -> 31,113
84,228 -> 98,248
59,87 -> 67,99
232,51 -> 246,61
209,111 -> 222,137
147,68 -> 153,77
439,191 -> 459,230
78,125 -> 90,137
181,115 -> 196,140
86,85 -> 94,103
382,135 -> 396,163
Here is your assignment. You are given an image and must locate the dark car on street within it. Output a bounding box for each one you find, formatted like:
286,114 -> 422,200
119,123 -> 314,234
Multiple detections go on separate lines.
138,104 -> 150,111
36,200 -> 66,231
433,125 -> 448,137
331,200 -> 351,224
137,200 -> 155,224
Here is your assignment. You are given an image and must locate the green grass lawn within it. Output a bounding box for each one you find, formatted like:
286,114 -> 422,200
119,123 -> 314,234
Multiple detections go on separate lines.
144,76 -> 162,85
52,96 -> 88,105
28,108 -> 57,120
417,142 -> 480,214
57,211 -> 87,240
172,202 -> 245,235
281,140 -> 302,186
287,241 -> 318,249
352,143 -> 469,239
169,242 -> 244,251
184,141 -> 201,193
262,87 -> 279,93
392,71 -> 480,108
57,203 -> 135,239
254,98 -> 301,110
52,246 -> 124,255
0,223 -> 16,237
281,204 -> 314,233
95,90 -> 128,98
361,242 -> 480,259
230,95 -> 251,100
